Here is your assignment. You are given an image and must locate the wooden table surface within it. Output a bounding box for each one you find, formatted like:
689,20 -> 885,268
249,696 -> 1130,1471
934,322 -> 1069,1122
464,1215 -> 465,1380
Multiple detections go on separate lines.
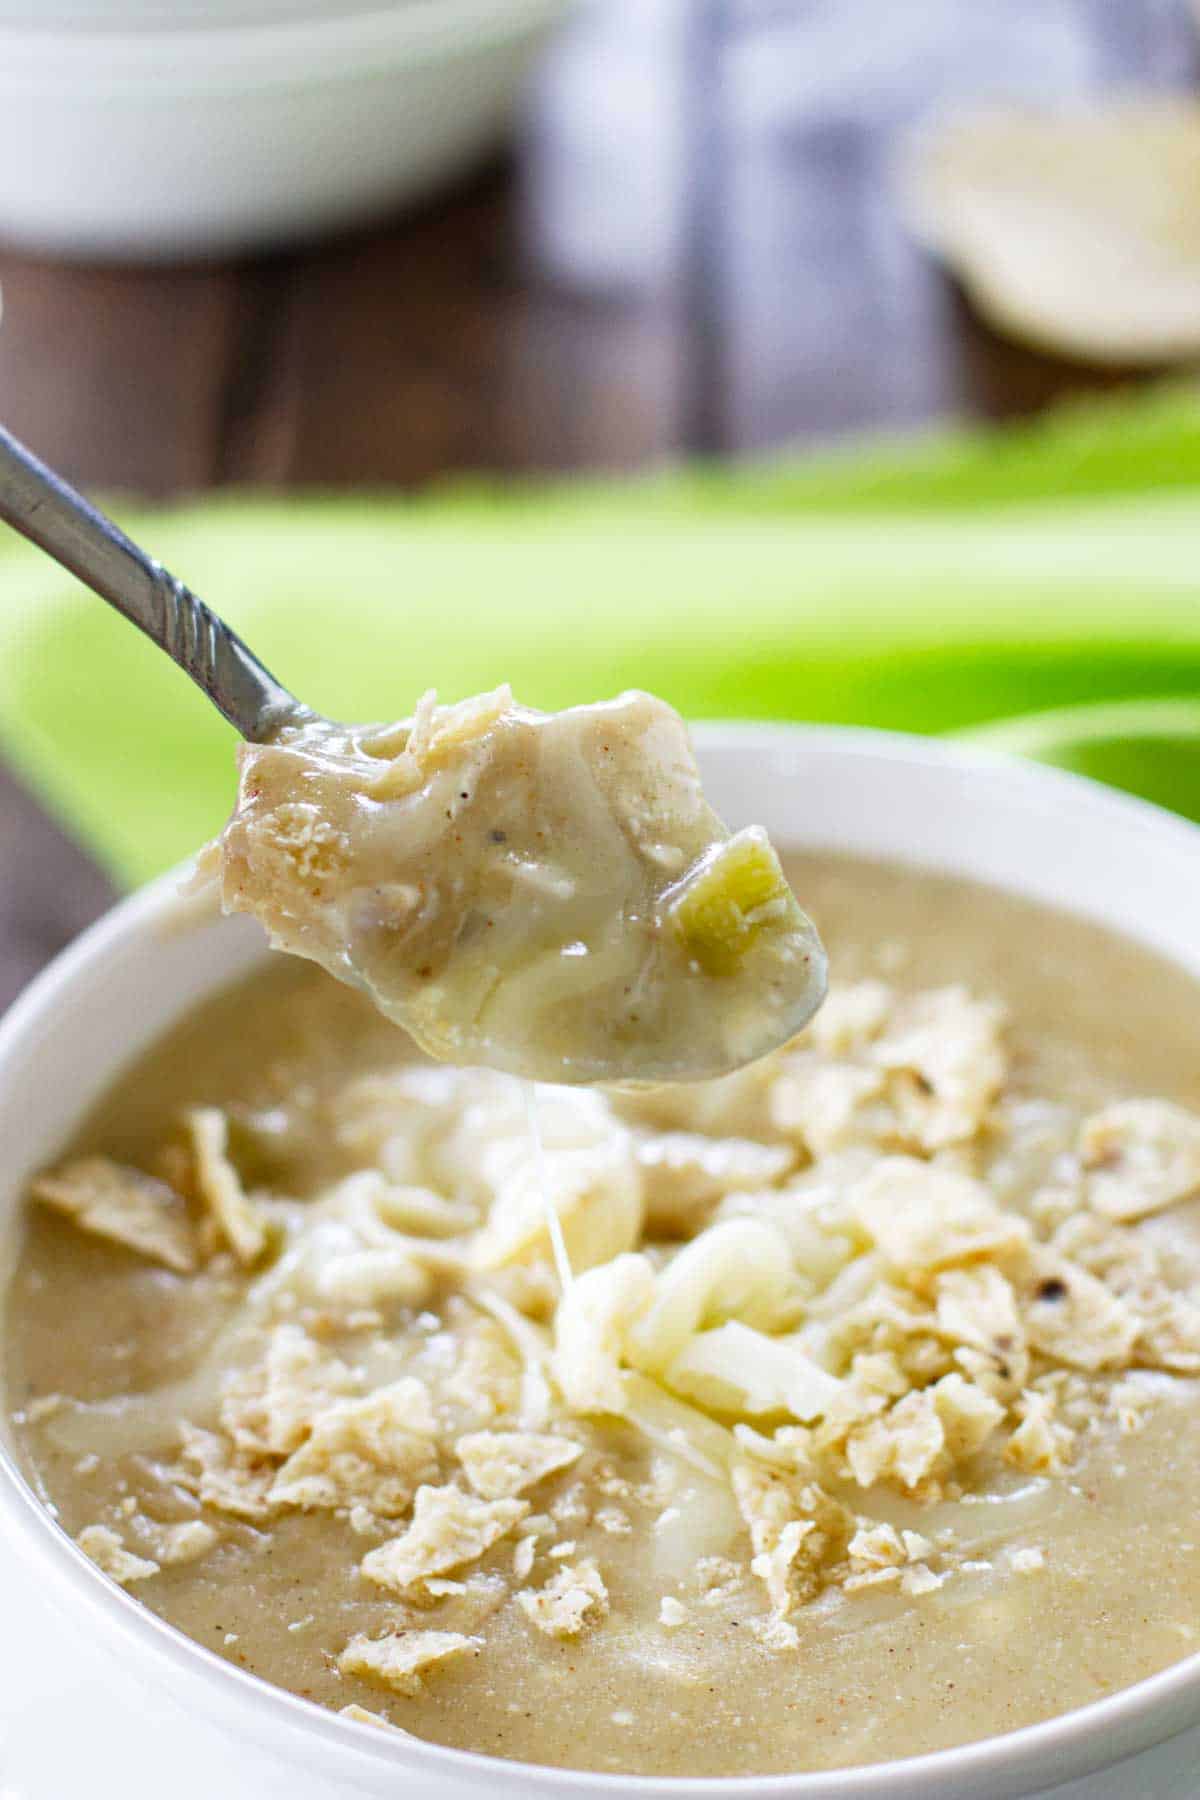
1,0 -> 1196,1010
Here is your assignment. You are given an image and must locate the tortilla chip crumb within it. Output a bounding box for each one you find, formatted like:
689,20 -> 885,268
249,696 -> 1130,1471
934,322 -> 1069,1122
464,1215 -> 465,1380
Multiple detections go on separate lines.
137,1518 -> 218,1566
340,1703 -> 405,1731
900,1563 -> 944,1597
749,1612 -> 801,1650
848,1523 -> 906,1569
1005,1391 -> 1075,1474
517,1559 -> 609,1638
338,1629 -> 482,1696
77,1524 -> 159,1586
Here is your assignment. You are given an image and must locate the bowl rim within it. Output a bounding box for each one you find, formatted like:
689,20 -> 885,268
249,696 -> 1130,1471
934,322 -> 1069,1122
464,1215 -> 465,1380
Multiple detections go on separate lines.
4,718 -> 1200,1798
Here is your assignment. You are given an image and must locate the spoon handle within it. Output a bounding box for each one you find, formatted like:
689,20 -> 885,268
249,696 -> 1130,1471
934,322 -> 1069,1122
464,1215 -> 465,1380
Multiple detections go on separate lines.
0,423 -> 303,743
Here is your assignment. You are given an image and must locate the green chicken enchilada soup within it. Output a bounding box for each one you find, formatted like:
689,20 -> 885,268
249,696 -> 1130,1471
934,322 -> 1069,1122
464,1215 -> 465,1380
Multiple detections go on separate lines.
8,853 -> 1200,1778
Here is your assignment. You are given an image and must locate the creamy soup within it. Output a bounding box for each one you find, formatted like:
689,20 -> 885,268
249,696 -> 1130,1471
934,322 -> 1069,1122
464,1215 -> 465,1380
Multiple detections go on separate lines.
210,688 -> 826,1084
7,855 -> 1200,1779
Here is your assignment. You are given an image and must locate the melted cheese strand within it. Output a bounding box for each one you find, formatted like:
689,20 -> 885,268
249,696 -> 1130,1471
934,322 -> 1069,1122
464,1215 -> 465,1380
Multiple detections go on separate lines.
523,1082 -> 575,1295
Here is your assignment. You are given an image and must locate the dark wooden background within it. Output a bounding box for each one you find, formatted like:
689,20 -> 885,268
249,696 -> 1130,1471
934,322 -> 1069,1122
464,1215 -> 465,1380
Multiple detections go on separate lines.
2,0 -> 1196,1010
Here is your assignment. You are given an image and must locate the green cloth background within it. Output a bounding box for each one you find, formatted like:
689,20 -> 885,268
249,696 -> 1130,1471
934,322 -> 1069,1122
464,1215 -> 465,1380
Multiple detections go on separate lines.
3,386 -> 1200,887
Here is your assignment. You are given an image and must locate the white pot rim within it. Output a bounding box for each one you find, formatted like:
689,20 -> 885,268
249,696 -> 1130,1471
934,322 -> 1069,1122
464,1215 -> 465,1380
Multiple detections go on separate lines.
4,720 -> 1200,1798
0,0 -> 460,22
0,0 -> 570,92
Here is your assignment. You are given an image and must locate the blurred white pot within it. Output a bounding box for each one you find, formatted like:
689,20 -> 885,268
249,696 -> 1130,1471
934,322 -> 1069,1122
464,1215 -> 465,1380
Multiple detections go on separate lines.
0,0 -> 572,259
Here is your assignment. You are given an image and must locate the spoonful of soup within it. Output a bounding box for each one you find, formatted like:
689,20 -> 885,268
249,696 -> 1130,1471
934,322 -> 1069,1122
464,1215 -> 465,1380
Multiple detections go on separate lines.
0,425 -> 826,1083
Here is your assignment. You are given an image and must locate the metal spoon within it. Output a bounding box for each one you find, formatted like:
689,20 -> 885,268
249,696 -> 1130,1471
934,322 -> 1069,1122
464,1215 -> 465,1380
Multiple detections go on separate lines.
0,422 -> 829,1083
0,423 -> 304,742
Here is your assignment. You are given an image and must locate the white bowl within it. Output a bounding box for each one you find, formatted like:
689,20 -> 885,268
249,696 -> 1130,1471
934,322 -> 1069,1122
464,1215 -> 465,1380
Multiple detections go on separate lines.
4,723 -> 1200,1800
0,0 -> 571,258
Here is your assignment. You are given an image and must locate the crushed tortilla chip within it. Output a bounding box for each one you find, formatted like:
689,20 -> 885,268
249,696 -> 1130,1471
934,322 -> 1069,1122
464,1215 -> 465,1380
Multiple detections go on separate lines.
77,1523 -> 159,1586
732,1458 -> 850,1613
176,1424 -> 276,1522
455,1430 -> 583,1501
339,1628 -> 482,1695
638,1131 -> 794,1236
1019,1255 -> 1139,1372
1005,1390 -> 1074,1474
847,1522 -> 906,1569
843,1373 -> 1001,1493
135,1517 -> 219,1565
768,1058 -> 889,1158
901,1563 -> 944,1597
220,1324 -> 357,1458
32,1158 -> 196,1273
871,986 -> 1006,1149
270,1380 -> 438,1515
808,981 -> 894,1057
516,1559 -> 609,1638
361,1485 -> 528,1594
186,1108 -> 269,1265
934,1265 -> 1028,1396
1080,1100 -> 1200,1221
850,1158 -> 1029,1272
